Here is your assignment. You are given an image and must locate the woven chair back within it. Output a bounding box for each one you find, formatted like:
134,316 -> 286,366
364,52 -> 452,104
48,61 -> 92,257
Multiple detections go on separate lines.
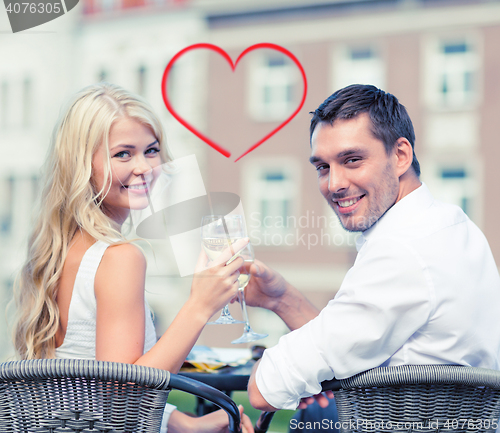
334,365 -> 500,433
0,359 -> 171,433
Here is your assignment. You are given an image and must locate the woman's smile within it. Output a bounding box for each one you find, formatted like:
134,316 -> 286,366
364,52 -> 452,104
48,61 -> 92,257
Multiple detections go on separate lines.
92,117 -> 162,225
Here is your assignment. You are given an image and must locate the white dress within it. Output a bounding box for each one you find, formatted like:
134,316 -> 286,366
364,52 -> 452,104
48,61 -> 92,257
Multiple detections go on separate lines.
55,240 -> 175,432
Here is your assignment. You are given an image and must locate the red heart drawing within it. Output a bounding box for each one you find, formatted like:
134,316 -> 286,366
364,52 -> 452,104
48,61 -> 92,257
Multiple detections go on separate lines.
161,43 -> 308,162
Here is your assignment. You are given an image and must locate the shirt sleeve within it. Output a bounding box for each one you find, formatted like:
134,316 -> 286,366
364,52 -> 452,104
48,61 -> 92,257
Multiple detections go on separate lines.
256,237 -> 434,410
160,403 -> 177,433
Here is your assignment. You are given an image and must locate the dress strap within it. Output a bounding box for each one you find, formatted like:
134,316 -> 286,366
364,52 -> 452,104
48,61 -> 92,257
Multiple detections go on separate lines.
72,240 -> 111,311
78,240 -> 111,278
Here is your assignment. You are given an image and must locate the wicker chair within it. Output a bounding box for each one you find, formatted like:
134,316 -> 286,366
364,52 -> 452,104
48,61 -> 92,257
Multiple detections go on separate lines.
0,359 -> 242,433
256,365 -> 500,433
331,365 -> 500,432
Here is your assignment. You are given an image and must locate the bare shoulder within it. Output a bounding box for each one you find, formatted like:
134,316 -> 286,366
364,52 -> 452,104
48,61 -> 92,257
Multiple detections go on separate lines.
95,243 -> 146,297
101,242 -> 146,269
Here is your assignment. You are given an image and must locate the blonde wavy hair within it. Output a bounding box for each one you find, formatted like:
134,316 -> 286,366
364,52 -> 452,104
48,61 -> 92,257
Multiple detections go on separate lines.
13,82 -> 172,360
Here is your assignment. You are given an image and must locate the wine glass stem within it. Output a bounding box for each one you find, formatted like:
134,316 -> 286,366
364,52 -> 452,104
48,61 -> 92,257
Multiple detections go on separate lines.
221,305 -> 232,318
238,289 -> 252,333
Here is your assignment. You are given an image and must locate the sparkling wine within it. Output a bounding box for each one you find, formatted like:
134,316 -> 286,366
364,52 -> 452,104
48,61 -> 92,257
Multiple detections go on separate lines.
202,237 -> 242,261
237,273 -> 250,289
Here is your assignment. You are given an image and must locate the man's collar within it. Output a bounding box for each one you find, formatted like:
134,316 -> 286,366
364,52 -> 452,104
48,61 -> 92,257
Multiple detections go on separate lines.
356,182 -> 433,251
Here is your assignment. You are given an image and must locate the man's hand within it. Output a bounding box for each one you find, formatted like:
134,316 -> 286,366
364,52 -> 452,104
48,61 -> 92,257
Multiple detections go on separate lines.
241,259 -> 288,313
297,391 -> 335,409
240,259 -> 320,331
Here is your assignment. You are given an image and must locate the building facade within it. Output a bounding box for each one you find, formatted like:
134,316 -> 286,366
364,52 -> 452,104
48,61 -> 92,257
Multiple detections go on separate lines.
1,0 -> 499,356
203,0 -> 500,338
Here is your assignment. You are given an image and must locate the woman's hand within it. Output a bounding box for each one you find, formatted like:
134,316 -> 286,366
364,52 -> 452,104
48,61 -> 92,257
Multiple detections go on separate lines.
168,406 -> 254,433
191,406 -> 255,433
189,238 -> 250,322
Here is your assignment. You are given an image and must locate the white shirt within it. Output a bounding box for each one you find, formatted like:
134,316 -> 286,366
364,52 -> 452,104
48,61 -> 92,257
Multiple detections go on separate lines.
256,183 -> 500,410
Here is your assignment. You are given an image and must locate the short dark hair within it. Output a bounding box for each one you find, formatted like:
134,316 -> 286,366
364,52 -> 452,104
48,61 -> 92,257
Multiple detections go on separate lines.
310,84 -> 420,177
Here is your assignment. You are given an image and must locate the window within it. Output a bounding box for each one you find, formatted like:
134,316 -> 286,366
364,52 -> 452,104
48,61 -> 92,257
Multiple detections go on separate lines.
259,171 -> 291,229
1,80 -> 29,129
333,44 -> 385,90
424,36 -> 479,108
98,0 -> 120,12
435,166 -> 474,216
423,155 -> 481,224
165,62 -> 180,109
122,0 -> 145,9
3,278 -> 13,295
22,77 -> 32,128
0,177 -> 14,235
243,158 -> 300,247
1,81 -> 8,129
83,0 -> 95,14
137,65 -> 147,97
248,53 -> 301,122
97,69 -> 108,82
31,175 -> 39,203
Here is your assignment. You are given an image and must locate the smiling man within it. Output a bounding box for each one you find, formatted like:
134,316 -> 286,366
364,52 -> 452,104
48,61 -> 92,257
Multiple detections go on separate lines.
246,84 -> 500,414
310,111 -> 420,232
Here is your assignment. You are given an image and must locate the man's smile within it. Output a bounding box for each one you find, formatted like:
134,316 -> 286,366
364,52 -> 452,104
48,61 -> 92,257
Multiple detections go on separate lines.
332,194 -> 366,214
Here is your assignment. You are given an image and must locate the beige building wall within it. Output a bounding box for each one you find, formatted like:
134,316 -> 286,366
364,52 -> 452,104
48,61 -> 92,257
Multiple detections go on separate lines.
202,0 -> 500,336
481,25 -> 500,262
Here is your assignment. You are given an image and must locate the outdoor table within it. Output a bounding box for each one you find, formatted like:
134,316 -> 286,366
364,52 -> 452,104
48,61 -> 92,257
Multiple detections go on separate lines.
179,359 -> 255,416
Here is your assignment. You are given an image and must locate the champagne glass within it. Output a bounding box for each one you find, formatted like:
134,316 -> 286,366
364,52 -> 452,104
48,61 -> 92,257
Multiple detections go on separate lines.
201,215 -> 244,325
231,243 -> 268,344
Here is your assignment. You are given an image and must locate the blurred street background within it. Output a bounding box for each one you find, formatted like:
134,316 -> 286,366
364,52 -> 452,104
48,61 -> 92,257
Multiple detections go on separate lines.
1,0 -> 500,364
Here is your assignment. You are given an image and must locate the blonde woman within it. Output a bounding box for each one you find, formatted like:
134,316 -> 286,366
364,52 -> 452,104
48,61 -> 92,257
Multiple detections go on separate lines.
13,83 -> 254,433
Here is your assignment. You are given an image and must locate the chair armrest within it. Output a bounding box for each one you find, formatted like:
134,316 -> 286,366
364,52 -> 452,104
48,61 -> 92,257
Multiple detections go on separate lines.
168,373 -> 242,433
321,378 -> 341,392
254,378 -> 341,433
